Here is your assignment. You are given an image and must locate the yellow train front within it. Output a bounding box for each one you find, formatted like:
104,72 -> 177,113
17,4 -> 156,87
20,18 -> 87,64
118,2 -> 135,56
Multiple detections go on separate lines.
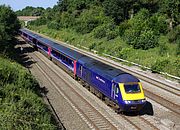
112,74 -> 146,112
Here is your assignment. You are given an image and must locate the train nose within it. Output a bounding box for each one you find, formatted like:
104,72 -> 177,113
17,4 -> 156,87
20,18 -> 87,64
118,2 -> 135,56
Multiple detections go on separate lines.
123,99 -> 146,111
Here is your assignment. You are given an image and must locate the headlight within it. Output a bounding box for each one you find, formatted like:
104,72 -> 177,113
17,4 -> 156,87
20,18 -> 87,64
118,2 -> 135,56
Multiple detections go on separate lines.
141,99 -> 146,103
124,100 -> 131,104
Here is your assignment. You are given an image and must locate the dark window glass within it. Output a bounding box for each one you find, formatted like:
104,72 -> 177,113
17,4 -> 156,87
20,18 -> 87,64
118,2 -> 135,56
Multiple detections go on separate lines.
124,83 -> 141,93
52,50 -> 60,59
37,42 -> 48,51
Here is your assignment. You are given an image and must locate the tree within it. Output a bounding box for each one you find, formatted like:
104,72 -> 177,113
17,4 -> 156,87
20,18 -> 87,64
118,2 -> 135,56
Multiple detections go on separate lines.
124,9 -> 159,50
16,6 -> 45,16
103,0 -> 125,24
158,0 -> 180,30
0,5 -> 20,41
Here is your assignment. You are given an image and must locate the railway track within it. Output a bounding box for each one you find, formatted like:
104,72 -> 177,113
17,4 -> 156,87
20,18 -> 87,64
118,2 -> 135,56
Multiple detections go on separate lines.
121,115 -> 159,130
144,89 -> 180,115
20,41 -> 162,130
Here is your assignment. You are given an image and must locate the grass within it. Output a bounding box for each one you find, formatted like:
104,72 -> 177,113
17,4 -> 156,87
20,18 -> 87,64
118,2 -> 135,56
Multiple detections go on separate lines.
28,25 -> 180,78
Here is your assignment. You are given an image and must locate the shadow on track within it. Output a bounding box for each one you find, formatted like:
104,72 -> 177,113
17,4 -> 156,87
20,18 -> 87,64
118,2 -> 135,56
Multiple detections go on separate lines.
123,101 -> 154,116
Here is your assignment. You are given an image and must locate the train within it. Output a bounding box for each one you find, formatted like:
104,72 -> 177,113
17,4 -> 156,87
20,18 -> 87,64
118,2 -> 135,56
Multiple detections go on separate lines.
19,28 -> 146,113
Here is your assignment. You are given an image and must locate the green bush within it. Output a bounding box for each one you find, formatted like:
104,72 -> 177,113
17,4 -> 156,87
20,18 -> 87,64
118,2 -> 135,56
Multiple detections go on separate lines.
92,22 -> 118,40
118,21 -> 129,36
47,21 -> 60,30
73,6 -> 107,34
106,30 -> 118,40
60,12 -> 76,28
137,29 -> 158,50
158,36 -> 169,56
29,17 -> 47,26
146,13 -> 168,35
92,24 -> 107,39
177,41 -> 180,55
88,42 -> 96,50
117,47 -> 133,59
0,5 -> 20,41
151,58 -> 170,73
123,9 -> 167,50
167,25 -> 180,43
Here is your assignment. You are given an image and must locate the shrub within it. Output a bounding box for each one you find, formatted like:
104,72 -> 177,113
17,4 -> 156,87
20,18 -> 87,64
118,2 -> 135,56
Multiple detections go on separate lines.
137,29 -> 158,50
47,21 -> 60,30
92,22 -> 118,40
30,17 -> 47,26
73,6 -> 108,34
177,41 -> 180,55
118,21 -> 129,36
117,47 -> 133,59
151,58 -> 170,73
106,30 -> 118,40
88,42 -> 96,50
167,25 -> 180,43
92,25 -> 107,39
123,9 -> 167,50
158,36 -> 169,56
60,12 -> 76,28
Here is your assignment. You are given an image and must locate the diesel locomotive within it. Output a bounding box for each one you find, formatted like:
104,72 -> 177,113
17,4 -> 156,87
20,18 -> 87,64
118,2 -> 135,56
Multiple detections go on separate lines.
19,28 -> 146,112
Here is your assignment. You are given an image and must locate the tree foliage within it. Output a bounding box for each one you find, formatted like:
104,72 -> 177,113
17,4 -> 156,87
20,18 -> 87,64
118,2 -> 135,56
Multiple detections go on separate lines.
124,9 -> 168,50
0,5 -> 20,41
29,0 -> 179,50
16,6 -> 45,16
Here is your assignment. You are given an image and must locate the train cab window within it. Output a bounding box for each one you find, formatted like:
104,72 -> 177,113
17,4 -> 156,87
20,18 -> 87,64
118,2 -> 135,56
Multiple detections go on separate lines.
124,83 -> 141,93
116,87 -> 119,93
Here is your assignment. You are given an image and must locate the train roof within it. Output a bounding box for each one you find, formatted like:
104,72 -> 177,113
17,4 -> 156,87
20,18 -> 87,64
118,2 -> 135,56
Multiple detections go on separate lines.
51,43 -> 85,60
20,29 -> 42,39
38,37 -> 56,47
78,57 -> 124,79
78,56 -> 139,83
20,28 -> 84,60
37,36 -> 84,60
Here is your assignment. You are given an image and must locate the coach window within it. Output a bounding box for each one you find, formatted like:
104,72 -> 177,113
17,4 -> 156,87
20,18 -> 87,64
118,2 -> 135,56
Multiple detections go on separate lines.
62,55 -> 65,61
59,54 -> 62,59
43,44 -> 48,52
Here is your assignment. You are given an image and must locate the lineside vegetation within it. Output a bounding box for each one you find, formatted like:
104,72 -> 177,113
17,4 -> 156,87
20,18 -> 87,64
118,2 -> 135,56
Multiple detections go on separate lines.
0,5 -> 58,129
